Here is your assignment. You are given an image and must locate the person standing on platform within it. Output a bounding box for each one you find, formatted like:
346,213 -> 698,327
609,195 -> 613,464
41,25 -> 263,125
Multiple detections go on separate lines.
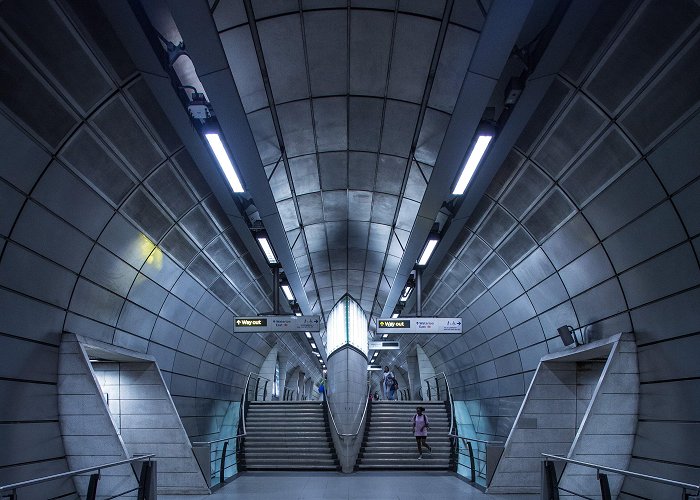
412,406 -> 432,459
382,366 -> 396,400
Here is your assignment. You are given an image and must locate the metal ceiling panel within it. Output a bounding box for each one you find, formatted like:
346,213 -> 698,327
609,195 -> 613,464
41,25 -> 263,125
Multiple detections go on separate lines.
257,14 -> 307,103
349,10 -> 393,96
304,10 -> 348,96
313,97 -> 348,151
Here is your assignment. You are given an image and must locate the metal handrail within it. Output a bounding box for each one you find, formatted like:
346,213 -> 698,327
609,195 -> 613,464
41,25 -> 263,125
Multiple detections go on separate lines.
422,372 -> 456,438
542,454 -> 700,493
327,383 -> 371,438
191,435 -> 244,446
0,455 -> 155,492
239,372 -> 272,436
449,434 -> 505,445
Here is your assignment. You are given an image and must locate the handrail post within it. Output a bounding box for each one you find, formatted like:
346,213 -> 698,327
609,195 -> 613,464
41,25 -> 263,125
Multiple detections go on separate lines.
263,381 -> 268,401
467,440 -> 475,483
137,460 -> 154,500
254,377 -> 260,402
426,380 -> 432,401
219,440 -> 229,485
436,377 -> 441,400
598,471 -> 612,500
542,460 -> 560,500
86,472 -> 100,500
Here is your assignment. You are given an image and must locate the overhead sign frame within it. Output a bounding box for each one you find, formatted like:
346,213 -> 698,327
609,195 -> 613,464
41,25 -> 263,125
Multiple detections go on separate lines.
376,317 -> 462,334
233,315 -> 321,333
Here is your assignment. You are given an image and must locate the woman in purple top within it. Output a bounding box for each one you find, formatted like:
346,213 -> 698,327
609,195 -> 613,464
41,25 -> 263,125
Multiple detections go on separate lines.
411,406 -> 432,459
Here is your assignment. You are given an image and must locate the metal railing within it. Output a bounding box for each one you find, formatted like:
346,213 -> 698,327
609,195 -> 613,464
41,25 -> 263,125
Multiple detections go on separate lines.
542,454 -> 700,500
282,386 -> 296,401
422,373 -> 456,437
0,455 -> 155,500
191,434 -> 241,488
244,372 -> 272,403
235,372 -> 272,473
327,383 -> 371,439
422,373 -> 458,471
450,434 -> 505,485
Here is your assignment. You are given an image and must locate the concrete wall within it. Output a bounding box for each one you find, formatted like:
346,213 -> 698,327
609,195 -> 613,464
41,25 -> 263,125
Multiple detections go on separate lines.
58,334 -> 137,499
487,334 -> 638,496
91,361 -> 209,495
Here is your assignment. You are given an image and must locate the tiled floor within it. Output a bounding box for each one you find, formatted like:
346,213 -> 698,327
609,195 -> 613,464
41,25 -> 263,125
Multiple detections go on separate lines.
161,471 -> 537,499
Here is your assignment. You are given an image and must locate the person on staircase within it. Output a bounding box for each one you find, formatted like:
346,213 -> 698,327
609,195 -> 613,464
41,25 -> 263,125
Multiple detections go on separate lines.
382,366 -> 396,400
412,406 -> 432,459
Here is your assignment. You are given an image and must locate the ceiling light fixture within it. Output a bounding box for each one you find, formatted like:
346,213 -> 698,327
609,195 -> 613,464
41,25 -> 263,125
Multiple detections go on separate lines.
281,283 -> 295,302
305,332 -> 312,339
205,133 -> 244,193
400,284 -> 413,302
391,312 -> 400,318
382,334 -> 389,339
417,233 -> 440,267
255,232 -> 277,266
311,342 -> 317,349
452,130 -> 494,195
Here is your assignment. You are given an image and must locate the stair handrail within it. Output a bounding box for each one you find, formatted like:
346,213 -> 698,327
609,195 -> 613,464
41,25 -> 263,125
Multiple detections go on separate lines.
542,453 -> 700,499
239,372 -> 273,437
421,372 -> 456,437
0,454 -> 155,497
326,382 -> 371,439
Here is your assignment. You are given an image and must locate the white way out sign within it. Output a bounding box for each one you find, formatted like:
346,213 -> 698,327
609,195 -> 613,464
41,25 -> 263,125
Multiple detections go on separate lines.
233,315 -> 321,333
376,317 -> 462,334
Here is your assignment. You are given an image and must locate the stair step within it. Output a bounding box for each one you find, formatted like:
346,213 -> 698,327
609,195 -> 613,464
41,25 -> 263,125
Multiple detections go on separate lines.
245,465 -> 339,471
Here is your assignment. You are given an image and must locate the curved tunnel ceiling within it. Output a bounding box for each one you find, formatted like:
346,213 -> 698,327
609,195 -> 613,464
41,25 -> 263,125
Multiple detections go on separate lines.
160,0 -> 569,340
1,0 -> 700,496
214,1 -> 484,323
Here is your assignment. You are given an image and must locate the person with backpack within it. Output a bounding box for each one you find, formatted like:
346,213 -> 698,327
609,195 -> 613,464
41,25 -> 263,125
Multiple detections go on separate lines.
412,406 -> 432,459
382,366 -> 396,400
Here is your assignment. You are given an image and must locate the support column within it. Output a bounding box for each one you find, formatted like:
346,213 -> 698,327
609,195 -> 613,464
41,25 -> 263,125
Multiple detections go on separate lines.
327,346 -> 368,472
416,268 -> 422,317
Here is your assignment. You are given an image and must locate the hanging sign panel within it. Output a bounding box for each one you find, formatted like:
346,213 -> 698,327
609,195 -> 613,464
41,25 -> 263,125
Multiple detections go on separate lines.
234,315 -> 321,333
376,317 -> 462,334
368,341 -> 400,350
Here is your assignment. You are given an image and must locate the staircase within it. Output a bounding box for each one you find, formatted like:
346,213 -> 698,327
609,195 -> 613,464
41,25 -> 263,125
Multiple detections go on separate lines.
241,401 -> 340,471
356,401 -> 452,470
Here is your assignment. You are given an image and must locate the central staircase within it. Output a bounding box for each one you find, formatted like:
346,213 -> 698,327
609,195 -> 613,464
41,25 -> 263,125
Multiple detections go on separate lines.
241,401 -> 340,471
356,401 -> 452,470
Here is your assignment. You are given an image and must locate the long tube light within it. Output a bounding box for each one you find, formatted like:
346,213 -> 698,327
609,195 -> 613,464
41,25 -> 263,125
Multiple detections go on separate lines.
305,331 -> 312,339
400,284 -> 413,302
281,284 -> 295,301
417,235 -> 439,267
256,234 -> 277,265
205,133 -> 244,193
452,134 -> 493,195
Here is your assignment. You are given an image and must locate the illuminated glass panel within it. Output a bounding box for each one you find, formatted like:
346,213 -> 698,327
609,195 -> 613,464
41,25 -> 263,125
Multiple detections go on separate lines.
326,295 -> 368,356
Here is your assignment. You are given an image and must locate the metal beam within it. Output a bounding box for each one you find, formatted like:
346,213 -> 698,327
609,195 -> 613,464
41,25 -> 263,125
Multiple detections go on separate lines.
402,0 -> 604,316
381,0 -> 537,317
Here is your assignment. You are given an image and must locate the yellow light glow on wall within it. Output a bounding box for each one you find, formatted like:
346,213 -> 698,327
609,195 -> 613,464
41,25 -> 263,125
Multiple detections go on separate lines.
138,233 -> 163,270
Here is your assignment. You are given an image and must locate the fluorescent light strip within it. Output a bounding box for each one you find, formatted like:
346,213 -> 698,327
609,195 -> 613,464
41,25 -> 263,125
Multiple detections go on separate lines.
205,133 -> 244,193
256,236 -> 277,265
311,342 -> 317,349
452,134 -> 493,195
305,332 -> 312,339
391,313 -> 399,318
295,312 -> 302,317
417,238 -> 439,266
281,284 -> 294,301
382,334 -> 389,339
400,286 -> 412,302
